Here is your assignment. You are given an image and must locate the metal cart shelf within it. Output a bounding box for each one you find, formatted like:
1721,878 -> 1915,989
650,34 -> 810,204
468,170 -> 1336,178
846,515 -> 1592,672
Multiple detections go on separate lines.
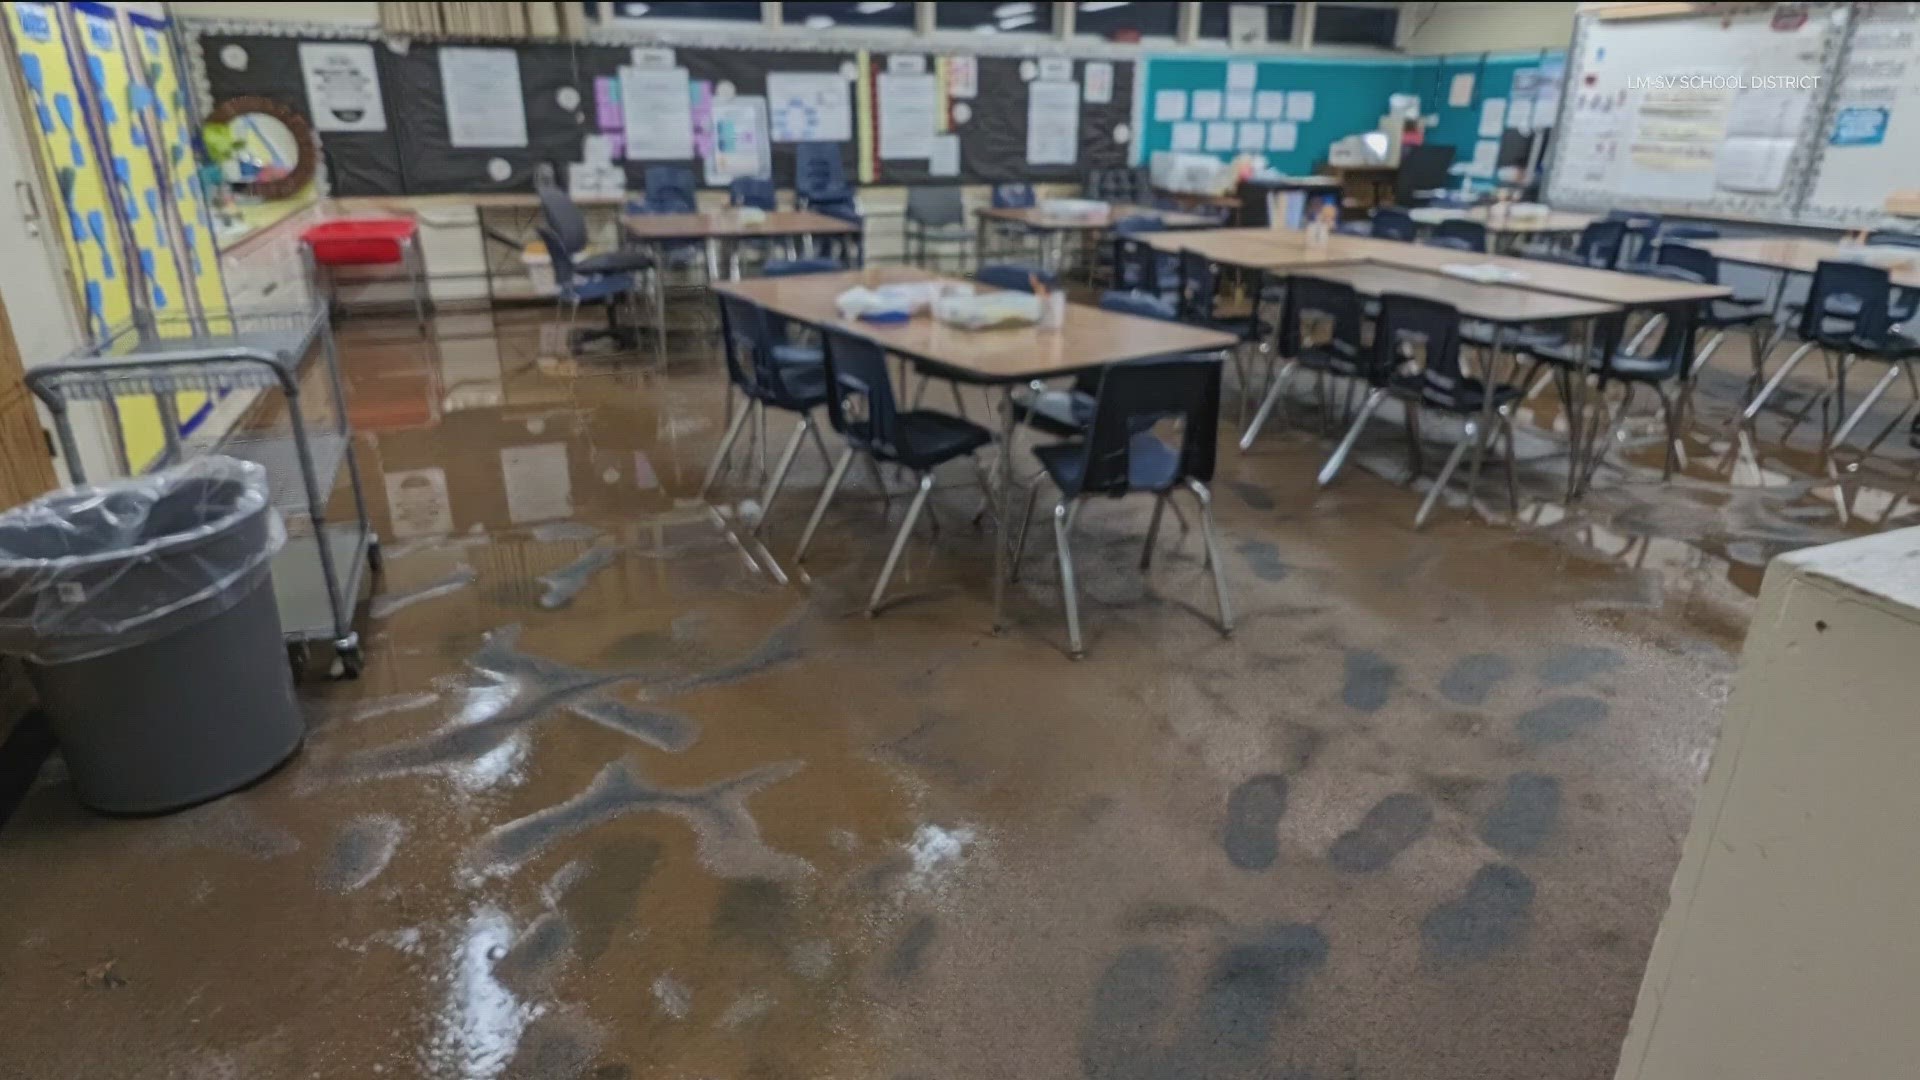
26,307 -> 380,678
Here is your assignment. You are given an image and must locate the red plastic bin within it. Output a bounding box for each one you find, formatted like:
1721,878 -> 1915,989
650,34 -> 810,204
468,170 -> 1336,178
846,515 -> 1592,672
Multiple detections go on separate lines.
301,217 -> 418,266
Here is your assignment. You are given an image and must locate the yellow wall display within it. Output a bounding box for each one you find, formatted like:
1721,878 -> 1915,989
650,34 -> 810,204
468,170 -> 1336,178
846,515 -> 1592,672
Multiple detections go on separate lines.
3,1 -> 133,340
129,9 -> 229,325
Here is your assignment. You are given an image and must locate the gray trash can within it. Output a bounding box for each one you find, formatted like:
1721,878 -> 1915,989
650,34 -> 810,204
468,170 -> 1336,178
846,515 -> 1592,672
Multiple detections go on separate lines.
0,457 -> 302,814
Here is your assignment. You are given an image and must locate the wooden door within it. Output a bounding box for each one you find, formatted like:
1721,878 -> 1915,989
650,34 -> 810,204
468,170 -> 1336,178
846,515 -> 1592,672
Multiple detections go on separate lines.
0,292 -> 57,508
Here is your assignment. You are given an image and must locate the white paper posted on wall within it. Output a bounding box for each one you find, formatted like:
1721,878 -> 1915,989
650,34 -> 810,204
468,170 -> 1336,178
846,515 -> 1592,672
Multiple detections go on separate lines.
441,47 -> 528,148
300,43 -> 386,132
622,66 -> 694,160
767,71 -> 853,143
1154,89 -> 1188,122
1027,78 -> 1080,165
878,73 -> 937,159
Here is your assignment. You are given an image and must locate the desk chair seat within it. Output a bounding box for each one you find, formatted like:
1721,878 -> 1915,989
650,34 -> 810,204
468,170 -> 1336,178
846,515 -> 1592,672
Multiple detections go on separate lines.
1012,356 -> 1232,658
793,329 -> 995,616
578,249 -> 655,276
1010,291 -> 1179,439
537,224 -> 641,353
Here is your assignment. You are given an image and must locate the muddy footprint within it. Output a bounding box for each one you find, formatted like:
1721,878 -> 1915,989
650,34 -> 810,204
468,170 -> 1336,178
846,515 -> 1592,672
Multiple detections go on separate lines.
1421,863 -> 1536,963
1327,794 -> 1433,872
1478,773 -> 1561,858
1223,774 -> 1289,871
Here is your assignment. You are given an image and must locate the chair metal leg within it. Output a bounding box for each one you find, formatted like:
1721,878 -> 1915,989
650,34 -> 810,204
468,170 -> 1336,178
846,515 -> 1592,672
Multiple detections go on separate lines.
1500,408 -> 1521,515
699,393 -> 755,500
1415,421 -> 1477,530
1140,492 -> 1168,570
806,415 -> 834,469
1053,500 -> 1085,658
1403,396 -> 1425,481
1011,480 -> 1043,582
1654,382 -> 1681,479
1578,383 -> 1637,494
863,455 -> 893,513
1188,479 -> 1234,637
948,379 -> 971,420
1317,386 -> 1388,488
1829,362 -> 1903,451
755,399 -> 770,480
1742,340 -> 1819,421
754,413 -> 811,534
1239,360 -> 1298,451
794,447 -> 855,564
868,472 -> 934,616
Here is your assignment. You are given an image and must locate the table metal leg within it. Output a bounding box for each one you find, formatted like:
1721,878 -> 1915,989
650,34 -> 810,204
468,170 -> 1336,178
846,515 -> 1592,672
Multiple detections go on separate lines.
991,385 -> 1017,633
1465,326 -> 1506,508
651,241 -> 668,365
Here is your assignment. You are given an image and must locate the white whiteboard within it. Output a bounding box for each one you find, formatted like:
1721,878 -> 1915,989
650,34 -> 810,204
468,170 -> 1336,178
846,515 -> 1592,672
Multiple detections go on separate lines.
1547,5 -> 1841,219
1802,2 -> 1920,226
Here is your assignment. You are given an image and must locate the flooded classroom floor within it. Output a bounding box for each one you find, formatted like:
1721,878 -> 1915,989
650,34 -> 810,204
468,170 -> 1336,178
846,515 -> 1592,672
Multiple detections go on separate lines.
1,300 -> 1913,1080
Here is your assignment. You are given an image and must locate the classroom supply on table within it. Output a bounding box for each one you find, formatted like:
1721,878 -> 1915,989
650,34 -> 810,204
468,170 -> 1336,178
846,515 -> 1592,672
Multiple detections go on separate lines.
834,281 -> 967,321
932,292 -> 1044,330
1440,263 -> 1532,285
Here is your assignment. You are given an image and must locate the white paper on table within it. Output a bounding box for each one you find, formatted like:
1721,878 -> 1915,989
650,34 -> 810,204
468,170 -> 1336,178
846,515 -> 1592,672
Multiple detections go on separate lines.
766,71 -> 853,142
501,444 -> 573,525
1192,89 -> 1224,121
1228,61 -> 1257,91
1237,122 -> 1267,152
1038,57 -> 1074,82
1284,90 -> 1315,122
1448,72 -> 1475,108
947,55 -> 979,99
1225,89 -> 1254,120
1478,97 -> 1507,138
878,73 -> 937,159
440,48 -> 527,148
1716,136 -> 1794,193
1204,121 -> 1236,152
1268,121 -> 1297,152
1084,61 -> 1113,104
1507,101 -> 1534,131
1027,78 -> 1080,165
1255,90 -> 1286,120
888,54 -> 926,75
708,95 -> 770,179
1170,122 -> 1203,151
622,66 -> 694,159
930,134 -> 961,177
299,43 -> 386,132
1468,138 -> 1499,177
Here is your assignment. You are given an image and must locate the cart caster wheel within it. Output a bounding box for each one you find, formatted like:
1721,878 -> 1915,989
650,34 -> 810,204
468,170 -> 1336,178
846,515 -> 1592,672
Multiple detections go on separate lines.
366,536 -> 383,574
331,635 -> 364,680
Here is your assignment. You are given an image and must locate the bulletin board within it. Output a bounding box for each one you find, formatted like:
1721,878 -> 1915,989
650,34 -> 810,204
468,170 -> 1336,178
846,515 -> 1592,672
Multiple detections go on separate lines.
1138,55 -> 1419,175
1800,2 -> 1920,227
1413,50 -> 1564,180
195,30 -> 1133,197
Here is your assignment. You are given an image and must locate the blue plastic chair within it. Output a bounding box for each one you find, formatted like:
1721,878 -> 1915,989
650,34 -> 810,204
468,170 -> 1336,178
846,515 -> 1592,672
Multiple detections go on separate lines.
701,294 -> 835,539
754,258 -> 844,365
729,177 -> 777,210
1110,218 -> 1178,298
1011,290 -> 1180,439
992,183 -> 1036,209
792,327 -> 994,616
1371,208 -> 1417,242
1240,273 -> 1368,451
1651,243 -> 1770,391
1013,355 -> 1233,657
761,258 -> 843,277
1607,210 -> 1662,268
976,263 -> 1056,293
1433,218 -> 1488,252
1662,223 -> 1720,242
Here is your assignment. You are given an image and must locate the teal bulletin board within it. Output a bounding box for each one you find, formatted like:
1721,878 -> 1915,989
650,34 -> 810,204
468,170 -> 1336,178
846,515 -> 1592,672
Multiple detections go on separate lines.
1137,50 -> 1566,180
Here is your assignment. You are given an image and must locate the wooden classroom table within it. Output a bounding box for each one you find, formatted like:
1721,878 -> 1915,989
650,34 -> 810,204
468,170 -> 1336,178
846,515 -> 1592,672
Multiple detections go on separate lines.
1695,236 -> 1920,290
1460,207 -> 1595,243
974,203 -> 1220,280
711,267 -> 1237,631
623,209 -> 861,359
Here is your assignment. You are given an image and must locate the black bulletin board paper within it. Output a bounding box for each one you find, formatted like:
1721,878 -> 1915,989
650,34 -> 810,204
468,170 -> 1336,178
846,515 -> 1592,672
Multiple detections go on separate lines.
198,35 -> 1131,197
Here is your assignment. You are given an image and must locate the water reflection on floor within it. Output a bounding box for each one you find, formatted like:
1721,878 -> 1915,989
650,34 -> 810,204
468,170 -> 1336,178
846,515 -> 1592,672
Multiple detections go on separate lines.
1,305 -> 1912,1079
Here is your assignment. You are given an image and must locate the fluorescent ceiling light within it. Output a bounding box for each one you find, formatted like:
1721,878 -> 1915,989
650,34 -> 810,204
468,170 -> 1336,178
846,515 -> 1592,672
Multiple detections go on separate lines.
856,1 -> 896,12
623,2 -> 648,13
998,14 -> 1037,29
1080,2 -> 1131,11
806,14 -> 834,27
995,2 -> 1035,17
973,23 -> 1000,33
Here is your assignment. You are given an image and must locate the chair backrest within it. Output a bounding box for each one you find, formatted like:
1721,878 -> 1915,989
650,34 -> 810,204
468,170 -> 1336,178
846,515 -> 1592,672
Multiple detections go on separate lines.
1662,223 -> 1720,241
1282,275 -> 1365,359
761,258 -> 842,277
535,173 -> 589,255
1800,260 -> 1890,342
729,176 -> 776,210
1097,289 -> 1179,322
1176,250 -> 1220,321
643,166 -> 696,212
1434,218 -> 1488,251
1335,221 -> 1372,236
795,143 -> 850,203
992,183 -> 1036,209
977,262 -> 1055,293
1371,207 -> 1417,242
906,186 -> 965,227
1109,227 -> 1167,293
1616,298 -> 1697,381
819,326 -> 902,457
1375,293 -> 1466,398
1654,242 -> 1720,286
1075,357 -> 1222,494
535,224 -> 578,288
1867,230 -> 1920,250
1574,220 -> 1629,268
716,293 -> 773,399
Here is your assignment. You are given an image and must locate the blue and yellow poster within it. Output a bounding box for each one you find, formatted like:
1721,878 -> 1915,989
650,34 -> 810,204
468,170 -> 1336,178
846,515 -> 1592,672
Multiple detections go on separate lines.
128,9 -> 229,325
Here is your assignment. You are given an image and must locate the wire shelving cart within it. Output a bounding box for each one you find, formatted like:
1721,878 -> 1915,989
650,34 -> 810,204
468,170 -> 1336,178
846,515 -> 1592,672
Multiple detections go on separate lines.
25,306 -> 381,678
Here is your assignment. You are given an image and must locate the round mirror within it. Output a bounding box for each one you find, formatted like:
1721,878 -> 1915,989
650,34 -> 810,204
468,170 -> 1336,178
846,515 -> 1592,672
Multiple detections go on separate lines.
205,97 -> 317,201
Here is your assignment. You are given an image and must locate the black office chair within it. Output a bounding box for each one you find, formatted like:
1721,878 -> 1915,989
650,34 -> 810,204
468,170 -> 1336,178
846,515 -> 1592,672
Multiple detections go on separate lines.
536,223 -> 643,353
1013,355 -> 1233,658
702,295 -> 835,542
535,168 -> 654,276
1433,218 -> 1489,252
1240,274 -> 1368,451
1371,207 -> 1417,242
793,328 -> 994,616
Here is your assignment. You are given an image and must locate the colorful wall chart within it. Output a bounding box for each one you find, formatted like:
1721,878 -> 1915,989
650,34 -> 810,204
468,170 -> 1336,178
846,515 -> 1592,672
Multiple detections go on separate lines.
129,8 -> 229,326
